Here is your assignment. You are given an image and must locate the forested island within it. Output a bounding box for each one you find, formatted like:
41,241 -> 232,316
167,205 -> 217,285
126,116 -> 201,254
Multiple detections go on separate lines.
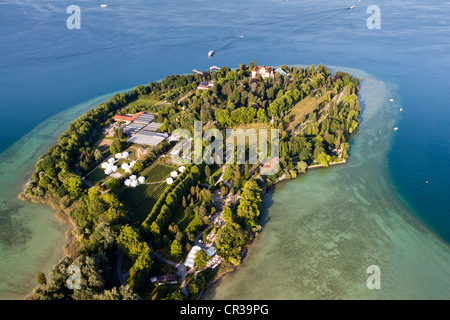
20,62 -> 361,300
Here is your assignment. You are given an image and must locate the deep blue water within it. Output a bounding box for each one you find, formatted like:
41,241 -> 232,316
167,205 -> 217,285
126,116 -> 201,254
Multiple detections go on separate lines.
0,0 -> 449,297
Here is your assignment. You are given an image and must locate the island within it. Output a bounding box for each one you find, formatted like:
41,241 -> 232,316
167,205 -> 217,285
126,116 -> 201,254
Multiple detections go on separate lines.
20,62 -> 361,300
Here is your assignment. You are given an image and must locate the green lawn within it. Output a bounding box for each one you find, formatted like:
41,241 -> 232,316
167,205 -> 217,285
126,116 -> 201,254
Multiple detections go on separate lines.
127,98 -> 160,110
86,166 -> 108,185
140,161 -> 177,182
284,95 -> 328,132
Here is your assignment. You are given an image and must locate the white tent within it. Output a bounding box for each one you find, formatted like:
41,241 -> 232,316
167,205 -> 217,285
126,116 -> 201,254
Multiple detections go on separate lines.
129,161 -> 136,167
130,175 -> 137,180
130,180 -> 138,187
108,158 -> 115,164
121,151 -> 129,158
138,176 -> 145,184
124,179 -> 131,186
101,162 -> 108,169
115,153 -> 122,159
111,165 -> 118,172
166,177 -> 174,185
104,168 -> 112,175
178,166 -> 185,173
171,171 -> 178,178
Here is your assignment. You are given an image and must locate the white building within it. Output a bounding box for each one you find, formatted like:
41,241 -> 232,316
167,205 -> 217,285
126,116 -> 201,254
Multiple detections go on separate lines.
206,247 -> 216,257
184,245 -> 202,268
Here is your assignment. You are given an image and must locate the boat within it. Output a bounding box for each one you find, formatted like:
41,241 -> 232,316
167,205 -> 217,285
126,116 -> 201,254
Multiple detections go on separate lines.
100,4 -> 108,8
389,98 -> 394,102
208,50 -> 214,58
394,127 -> 398,131
400,107 -> 403,111
350,5 -> 355,9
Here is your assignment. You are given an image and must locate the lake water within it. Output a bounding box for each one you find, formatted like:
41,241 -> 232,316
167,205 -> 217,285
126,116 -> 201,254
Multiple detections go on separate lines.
0,0 -> 449,299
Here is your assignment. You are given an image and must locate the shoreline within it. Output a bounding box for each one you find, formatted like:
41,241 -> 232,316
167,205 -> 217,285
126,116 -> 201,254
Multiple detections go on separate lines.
13,66 -> 450,300
18,193 -> 78,258
199,158 -> 348,299
15,64 -> 360,299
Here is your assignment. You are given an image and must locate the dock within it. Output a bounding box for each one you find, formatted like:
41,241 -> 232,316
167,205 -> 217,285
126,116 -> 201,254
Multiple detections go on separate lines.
193,69 -> 203,75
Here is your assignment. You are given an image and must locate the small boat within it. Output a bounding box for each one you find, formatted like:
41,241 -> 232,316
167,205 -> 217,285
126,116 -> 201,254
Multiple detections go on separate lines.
100,4 -> 108,8
400,107 -> 403,111
208,50 -> 214,58
389,98 -> 394,102
394,127 -> 398,131
240,35 -> 244,38
350,5 -> 356,9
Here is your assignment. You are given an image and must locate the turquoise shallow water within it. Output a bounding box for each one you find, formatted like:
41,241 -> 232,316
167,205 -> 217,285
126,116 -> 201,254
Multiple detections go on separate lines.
204,69 -> 450,299
0,91 -> 128,299
0,0 -> 449,299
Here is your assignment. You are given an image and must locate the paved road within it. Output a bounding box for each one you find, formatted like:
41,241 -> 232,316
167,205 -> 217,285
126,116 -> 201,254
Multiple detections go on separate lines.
153,251 -> 190,297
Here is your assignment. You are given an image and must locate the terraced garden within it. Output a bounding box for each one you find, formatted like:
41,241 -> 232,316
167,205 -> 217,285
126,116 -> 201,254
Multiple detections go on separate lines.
117,161 -> 177,223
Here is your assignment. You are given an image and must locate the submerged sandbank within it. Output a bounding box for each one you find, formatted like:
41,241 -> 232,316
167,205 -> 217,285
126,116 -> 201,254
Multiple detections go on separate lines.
203,68 -> 450,300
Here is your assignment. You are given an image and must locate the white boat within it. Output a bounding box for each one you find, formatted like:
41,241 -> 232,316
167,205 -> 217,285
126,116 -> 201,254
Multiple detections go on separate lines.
208,50 -> 214,58
400,108 -> 403,111
394,127 -> 399,131
350,5 -> 355,9
389,98 -> 394,102
100,4 -> 108,8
